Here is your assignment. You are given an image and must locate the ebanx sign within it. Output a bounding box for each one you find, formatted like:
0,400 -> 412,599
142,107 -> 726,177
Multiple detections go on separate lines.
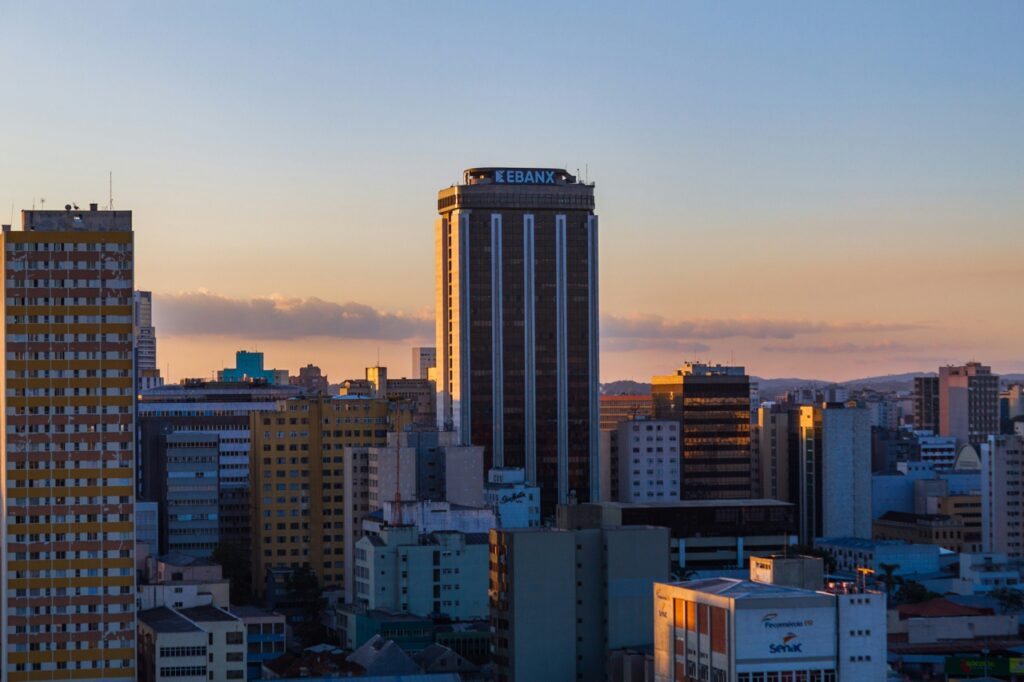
494,169 -> 558,184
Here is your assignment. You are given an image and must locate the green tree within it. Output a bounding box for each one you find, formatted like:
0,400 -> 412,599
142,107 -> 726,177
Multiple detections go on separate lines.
212,542 -> 252,605
895,580 -> 939,605
991,587 -> 1024,614
285,567 -> 327,644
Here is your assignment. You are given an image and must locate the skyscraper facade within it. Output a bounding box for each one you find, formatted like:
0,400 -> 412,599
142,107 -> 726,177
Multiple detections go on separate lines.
912,376 -> 939,433
249,396 -> 410,597
981,434 -> 1024,561
436,167 -> 600,513
652,363 -> 751,500
938,362 -> 1000,445
797,403 -> 872,542
133,290 -> 156,370
1,207 -> 137,681
410,346 -> 436,381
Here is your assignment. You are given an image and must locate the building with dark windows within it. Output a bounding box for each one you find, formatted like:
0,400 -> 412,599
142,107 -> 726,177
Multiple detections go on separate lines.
139,380 -> 302,558
939,362 -> 1000,445
652,363 -> 751,500
435,167 -> 600,514
913,376 -> 939,433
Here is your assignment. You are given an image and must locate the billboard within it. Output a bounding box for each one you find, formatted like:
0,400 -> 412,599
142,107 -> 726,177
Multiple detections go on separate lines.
945,655 -> 1023,676
735,607 -> 836,662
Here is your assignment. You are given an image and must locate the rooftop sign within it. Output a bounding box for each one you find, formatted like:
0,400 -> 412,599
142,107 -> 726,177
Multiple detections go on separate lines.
494,169 -> 557,184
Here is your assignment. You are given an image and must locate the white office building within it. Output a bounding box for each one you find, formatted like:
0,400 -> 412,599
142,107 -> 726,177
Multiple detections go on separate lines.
484,467 -> 541,528
799,404 -> 872,542
617,418 -> 681,503
653,578 -> 885,682
981,434 -> 1024,560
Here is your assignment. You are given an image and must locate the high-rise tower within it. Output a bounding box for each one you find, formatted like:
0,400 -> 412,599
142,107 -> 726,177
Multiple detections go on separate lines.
1,206 -> 137,681
652,363 -> 752,500
436,167 -> 600,513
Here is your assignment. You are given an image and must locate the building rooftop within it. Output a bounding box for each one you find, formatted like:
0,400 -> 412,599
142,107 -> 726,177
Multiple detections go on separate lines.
668,578 -> 823,600
896,597 -> 993,620
228,604 -> 282,619
178,605 -> 239,623
158,552 -> 219,568
599,498 -> 793,509
878,510 -> 959,524
138,607 -> 202,633
816,537 -> 921,550
140,381 -> 301,400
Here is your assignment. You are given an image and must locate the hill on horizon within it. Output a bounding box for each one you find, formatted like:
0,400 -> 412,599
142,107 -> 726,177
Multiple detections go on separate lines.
602,370 -> 1024,400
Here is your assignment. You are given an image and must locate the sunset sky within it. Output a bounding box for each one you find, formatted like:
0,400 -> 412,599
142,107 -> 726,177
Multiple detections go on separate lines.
1,2 -> 1021,383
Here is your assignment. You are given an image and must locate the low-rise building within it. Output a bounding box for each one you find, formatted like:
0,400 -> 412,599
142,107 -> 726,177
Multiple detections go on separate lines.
872,511 -> 966,552
137,605 -> 247,682
363,500 -> 495,537
228,605 -> 287,680
916,432 -> 959,469
653,578 -> 886,682
354,526 -> 489,620
333,605 -> 489,664
814,537 -> 942,577
138,607 -> 210,682
954,552 -> 1023,594
484,468 -> 540,528
559,500 -> 797,571
137,553 -> 230,612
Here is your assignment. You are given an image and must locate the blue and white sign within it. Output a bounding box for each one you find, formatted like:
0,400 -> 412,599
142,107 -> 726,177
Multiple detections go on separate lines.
494,169 -> 558,184
735,607 -> 836,662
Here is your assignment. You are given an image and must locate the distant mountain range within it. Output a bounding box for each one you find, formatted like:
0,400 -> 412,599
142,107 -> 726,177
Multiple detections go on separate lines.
602,372 -> 1024,401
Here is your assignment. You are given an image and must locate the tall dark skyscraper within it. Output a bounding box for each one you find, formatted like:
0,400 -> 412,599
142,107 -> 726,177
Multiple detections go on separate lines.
436,167 -> 599,513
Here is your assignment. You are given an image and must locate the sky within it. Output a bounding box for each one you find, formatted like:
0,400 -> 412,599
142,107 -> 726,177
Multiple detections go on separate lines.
1,1 -> 1021,383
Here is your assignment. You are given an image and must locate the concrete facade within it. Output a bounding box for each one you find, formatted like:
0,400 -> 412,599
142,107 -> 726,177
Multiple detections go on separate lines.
2,208 -> 137,681
617,418 -> 681,503
939,362 -> 1000,445
798,404 -> 872,542
354,526 -> 488,620
653,578 -> 885,682
249,396 -> 408,596
490,525 -> 670,682
410,347 -> 436,381
483,468 -> 541,528
981,434 -> 1024,560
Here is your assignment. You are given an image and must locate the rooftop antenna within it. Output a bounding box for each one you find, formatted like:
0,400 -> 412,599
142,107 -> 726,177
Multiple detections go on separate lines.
109,171 -> 113,210
585,163 -> 589,183
40,198 -> 45,210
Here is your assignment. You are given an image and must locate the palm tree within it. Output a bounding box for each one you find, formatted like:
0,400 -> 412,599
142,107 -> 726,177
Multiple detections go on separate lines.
878,563 -> 901,598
